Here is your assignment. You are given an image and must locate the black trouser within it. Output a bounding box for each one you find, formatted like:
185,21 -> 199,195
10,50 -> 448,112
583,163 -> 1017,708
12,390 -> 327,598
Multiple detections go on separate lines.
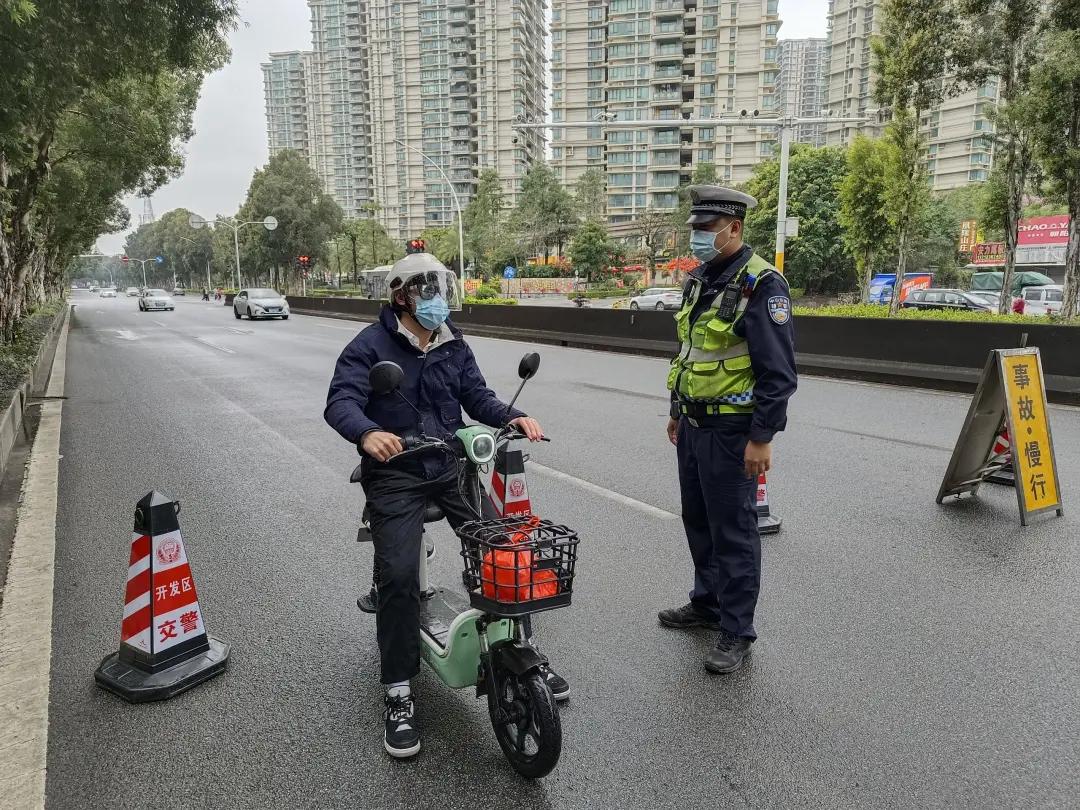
676,416 -> 761,640
362,464 -> 512,684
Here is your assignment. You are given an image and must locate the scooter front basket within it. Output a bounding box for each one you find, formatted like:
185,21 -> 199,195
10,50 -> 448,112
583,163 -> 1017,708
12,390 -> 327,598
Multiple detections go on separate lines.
456,516 -> 579,617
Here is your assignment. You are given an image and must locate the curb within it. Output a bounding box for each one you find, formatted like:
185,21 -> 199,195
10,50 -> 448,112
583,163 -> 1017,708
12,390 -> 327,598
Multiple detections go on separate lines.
0,303 -> 71,482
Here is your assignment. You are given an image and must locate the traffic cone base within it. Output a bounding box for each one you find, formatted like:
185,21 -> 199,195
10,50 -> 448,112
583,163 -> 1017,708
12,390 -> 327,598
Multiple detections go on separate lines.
94,491 -> 229,703
94,637 -> 229,703
756,474 -> 783,535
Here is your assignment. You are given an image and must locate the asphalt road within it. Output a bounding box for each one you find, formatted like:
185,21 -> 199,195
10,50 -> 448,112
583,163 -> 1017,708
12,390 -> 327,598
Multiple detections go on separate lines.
45,290 -> 1080,808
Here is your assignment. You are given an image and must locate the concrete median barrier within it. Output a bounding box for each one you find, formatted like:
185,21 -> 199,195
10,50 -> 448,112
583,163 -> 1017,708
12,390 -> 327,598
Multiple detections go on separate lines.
284,296 -> 1080,403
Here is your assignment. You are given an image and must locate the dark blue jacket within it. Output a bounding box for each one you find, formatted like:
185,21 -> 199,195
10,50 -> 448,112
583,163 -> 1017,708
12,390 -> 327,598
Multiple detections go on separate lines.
324,306 -> 523,469
683,244 -> 798,444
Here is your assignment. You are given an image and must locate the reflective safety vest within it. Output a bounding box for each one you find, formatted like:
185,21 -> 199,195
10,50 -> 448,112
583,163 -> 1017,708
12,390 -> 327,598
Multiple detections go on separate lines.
666,253 -> 779,415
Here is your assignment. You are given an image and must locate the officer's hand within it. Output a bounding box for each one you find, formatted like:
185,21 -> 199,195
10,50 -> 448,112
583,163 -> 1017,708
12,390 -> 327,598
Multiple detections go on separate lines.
361,431 -> 403,462
666,417 -> 679,446
510,416 -> 544,442
744,440 -> 772,479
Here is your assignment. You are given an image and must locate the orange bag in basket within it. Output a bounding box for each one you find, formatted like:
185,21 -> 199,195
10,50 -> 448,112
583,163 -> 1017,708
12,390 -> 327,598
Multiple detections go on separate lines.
482,547 -> 534,602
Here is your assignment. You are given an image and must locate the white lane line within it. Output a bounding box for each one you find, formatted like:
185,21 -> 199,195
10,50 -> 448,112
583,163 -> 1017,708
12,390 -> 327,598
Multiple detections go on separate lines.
153,320 -> 167,328
196,337 -> 235,355
225,327 -> 254,335
529,462 -> 680,521
0,311 -> 68,805
114,330 -> 139,341
312,322 -> 359,331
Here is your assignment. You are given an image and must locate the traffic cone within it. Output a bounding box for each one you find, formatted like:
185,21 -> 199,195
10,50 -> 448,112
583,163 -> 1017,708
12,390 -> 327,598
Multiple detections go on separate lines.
985,425 -> 1015,487
95,491 -> 229,702
756,474 -> 782,535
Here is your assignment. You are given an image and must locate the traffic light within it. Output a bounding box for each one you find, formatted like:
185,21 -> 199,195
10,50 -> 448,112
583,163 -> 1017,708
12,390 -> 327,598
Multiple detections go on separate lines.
295,255 -> 311,270
405,238 -> 426,255
121,256 -> 129,264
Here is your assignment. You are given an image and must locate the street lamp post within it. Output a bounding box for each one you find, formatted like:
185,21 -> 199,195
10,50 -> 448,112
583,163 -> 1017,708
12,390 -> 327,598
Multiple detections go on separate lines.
178,235 -> 212,292
188,213 -> 278,290
125,256 -> 163,288
515,113 -> 874,273
393,139 -> 466,290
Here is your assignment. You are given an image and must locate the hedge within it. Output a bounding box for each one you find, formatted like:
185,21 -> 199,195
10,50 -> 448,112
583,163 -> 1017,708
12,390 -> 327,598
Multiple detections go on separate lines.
794,303 -> 1071,324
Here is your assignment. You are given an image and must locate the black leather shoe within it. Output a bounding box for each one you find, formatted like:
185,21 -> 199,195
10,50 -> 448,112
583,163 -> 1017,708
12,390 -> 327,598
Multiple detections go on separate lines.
704,633 -> 752,673
658,602 -> 723,631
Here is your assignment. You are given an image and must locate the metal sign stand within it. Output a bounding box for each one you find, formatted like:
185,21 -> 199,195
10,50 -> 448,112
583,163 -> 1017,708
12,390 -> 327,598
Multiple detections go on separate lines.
937,348 -> 1064,526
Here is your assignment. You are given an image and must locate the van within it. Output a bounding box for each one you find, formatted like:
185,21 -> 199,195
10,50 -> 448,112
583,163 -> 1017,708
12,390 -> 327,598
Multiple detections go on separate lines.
1019,285 -> 1064,316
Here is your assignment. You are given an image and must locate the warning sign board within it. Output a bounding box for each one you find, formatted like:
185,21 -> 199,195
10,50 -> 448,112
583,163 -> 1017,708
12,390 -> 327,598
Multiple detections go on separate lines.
937,348 -> 1064,526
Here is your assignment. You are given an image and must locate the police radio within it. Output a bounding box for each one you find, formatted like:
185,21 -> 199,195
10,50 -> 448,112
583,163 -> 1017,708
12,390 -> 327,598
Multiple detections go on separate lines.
716,281 -> 742,322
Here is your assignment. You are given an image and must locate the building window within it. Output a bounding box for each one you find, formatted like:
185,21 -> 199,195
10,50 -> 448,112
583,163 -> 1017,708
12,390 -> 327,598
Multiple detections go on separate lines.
701,60 -> 716,75
969,169 -> 988,181
587,146 -> 603,159
701,37 -> 717,52
552,147 -> 563,158
588,8 -> 605,21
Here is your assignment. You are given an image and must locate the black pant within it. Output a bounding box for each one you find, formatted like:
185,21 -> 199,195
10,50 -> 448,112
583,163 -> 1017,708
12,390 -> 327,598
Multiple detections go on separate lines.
361,465 -> 486,684
676,417 -> 761,640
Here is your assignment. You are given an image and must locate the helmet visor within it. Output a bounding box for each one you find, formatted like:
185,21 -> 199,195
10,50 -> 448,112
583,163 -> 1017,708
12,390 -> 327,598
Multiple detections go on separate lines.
402,270 -> 461,311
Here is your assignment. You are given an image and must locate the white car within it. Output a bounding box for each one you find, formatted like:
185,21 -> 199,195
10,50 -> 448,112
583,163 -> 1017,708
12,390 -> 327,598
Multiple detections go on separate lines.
99,288 -> 117,298
1020,284 -> 1064,316
629,287 -> 683,311
125,287 -> 139,297
233,288 -> 290,320
139,289 -> 175,311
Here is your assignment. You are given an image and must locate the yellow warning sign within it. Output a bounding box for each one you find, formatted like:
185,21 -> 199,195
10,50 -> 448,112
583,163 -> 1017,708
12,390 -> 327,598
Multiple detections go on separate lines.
937,347 -> 1064,526
1000,351 -> 1061,517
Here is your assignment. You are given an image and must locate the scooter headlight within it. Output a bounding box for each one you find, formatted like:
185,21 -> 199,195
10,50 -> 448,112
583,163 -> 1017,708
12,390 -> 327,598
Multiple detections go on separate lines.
469,433 -> 496,465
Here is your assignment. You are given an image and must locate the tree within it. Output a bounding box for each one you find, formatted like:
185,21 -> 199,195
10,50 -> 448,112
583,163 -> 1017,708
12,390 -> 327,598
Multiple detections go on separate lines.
0,0 -> 236,338
511,163 -> 578,262
872,0 -> 958,315
672,163 -> 720,255
1023,3 -> 1080,318
630,210 -> 675,284
955,0 -> 1047,313
568,221 -> 615,283
462,169 -> 508,278
235,149 -> 342,291
743,145 -> 856,295
839,136 -> 896,299
573,168 -> 607,223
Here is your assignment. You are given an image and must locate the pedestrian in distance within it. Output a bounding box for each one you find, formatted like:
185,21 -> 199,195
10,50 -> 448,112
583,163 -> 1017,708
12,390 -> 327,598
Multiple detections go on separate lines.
201,288 -> 210,301
658,186 -> 798,674
324,252 -> 569,759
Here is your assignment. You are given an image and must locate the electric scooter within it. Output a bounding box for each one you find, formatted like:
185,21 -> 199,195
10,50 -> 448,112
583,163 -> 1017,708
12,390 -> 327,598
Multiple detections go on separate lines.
351,352 -> 579,779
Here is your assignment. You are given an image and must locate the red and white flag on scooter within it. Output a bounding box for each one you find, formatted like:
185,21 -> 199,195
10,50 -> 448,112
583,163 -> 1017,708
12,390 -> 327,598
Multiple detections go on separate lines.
489,448 -> 531,517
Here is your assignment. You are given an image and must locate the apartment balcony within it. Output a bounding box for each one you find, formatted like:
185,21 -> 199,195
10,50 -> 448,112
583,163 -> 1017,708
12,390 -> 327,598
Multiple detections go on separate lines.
653,67 -> 683,80
653,46 -> 683,59
653,23 -> 683,38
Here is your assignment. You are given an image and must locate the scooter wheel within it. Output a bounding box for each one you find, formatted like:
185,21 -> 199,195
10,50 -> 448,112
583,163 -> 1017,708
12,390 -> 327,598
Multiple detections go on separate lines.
487,667 -> 561,779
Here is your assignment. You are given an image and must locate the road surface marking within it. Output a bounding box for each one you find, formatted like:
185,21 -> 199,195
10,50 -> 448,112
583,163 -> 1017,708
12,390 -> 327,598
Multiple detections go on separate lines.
226,327 -> 254,335
312,322 -> 358,331
196,337 -> 235,355
114,329 -> 139,341
153,320 -> 168,328
0,311 -> 68,805
529,462 -> 679,521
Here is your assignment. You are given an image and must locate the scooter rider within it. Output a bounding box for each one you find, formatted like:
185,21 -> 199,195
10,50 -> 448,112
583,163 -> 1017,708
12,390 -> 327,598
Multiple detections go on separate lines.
324,252 -> 569,758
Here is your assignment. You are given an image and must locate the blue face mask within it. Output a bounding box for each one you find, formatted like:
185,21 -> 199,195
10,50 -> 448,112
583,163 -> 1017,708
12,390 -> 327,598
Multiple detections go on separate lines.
690,224 -> 734,263
414,294 -> 450,330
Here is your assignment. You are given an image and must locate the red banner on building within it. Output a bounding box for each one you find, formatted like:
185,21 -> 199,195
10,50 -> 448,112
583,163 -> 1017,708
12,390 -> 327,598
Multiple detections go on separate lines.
1018,215 -> 1070,246
972,243 -> 1006,265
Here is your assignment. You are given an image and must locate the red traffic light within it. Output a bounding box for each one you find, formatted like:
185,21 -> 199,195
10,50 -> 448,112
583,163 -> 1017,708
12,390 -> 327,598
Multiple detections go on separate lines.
405,239 -> 426,255
122,255 -> 129,264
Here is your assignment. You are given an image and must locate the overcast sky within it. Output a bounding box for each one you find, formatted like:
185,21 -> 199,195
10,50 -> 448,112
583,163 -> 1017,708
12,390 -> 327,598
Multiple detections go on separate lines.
96,0 -> 829,254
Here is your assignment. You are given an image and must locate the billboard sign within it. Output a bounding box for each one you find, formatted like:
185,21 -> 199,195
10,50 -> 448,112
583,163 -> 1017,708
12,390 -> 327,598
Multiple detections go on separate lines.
972,243 -> 1006,265
1018,215 -> 1070,246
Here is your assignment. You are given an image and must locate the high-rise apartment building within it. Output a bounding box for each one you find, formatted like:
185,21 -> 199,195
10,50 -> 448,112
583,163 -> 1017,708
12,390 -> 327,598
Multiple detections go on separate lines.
778,38 -> 827,147
263,0 -> 546,241
823,0 -> 999,190
366,0 -> 546,239
549,0 -> 782,224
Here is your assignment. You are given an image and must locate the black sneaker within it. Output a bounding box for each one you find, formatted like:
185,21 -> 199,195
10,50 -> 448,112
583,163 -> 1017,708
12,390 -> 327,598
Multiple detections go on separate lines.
383,692 -> 420,758
704,632 -> 752,674
539,665 -> 570,702
658,602 -> 723,631
357,582 -> 378,614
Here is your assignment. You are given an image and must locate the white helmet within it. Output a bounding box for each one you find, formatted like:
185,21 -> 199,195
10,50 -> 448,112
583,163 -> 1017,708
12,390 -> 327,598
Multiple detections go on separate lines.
386,253 -> 460,310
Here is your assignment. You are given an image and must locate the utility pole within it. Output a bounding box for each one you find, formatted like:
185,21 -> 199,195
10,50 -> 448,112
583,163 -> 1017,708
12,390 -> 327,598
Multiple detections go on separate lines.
348,230 -> 359,287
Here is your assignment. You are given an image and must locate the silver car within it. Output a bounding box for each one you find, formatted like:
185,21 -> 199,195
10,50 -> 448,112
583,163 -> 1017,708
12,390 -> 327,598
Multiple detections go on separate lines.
630,287 -> 683,311
139,289 -> 174,311
233,288 -> 290,320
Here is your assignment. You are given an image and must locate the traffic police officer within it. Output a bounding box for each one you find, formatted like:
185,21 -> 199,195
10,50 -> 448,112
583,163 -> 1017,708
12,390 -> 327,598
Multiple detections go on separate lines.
658,186 -> 797,673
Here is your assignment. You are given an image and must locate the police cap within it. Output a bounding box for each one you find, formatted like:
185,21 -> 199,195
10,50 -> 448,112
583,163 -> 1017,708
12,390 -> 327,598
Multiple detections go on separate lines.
686,185 -> 758,225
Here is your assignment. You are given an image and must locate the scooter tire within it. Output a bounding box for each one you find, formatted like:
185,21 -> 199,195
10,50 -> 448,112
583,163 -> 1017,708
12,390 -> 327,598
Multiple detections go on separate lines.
487,668 -> 561,779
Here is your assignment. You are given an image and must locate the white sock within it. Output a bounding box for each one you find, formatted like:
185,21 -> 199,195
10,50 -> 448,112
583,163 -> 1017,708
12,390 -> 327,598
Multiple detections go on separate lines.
387,681 -> 410,699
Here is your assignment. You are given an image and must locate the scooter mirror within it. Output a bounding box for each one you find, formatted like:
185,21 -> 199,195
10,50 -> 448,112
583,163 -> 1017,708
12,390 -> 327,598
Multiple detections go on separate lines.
369,361 -> 404,395
517,352 -> 540,380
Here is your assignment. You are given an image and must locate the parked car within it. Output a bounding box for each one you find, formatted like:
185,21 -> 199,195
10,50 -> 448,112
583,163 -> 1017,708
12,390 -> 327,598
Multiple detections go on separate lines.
173,287 -> 186,296
901,288 -> 994,312
89,285 -> 99,293
99,288 -> 117,298
138,289 -> 175,311
629,287 -> 682,311
233,288 -> 289,320
125,287 -> 139,297
966,290 -> 1003,310
1018,284 -> 1064,316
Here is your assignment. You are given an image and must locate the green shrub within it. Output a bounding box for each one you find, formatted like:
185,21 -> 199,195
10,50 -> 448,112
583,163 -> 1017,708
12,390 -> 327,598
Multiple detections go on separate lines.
789,287 -> 805,300
566,288 -> 626,300
463,296 -> 517,306
793,303 -> 1065,324
473,283 -> 502,300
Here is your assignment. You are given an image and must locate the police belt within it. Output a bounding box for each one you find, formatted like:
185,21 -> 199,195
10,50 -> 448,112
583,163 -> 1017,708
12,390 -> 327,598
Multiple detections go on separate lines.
675,399 -> 755,419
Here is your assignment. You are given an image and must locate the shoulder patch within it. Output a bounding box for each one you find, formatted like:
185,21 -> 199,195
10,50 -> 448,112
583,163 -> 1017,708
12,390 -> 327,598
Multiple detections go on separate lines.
767,296 -> 791,325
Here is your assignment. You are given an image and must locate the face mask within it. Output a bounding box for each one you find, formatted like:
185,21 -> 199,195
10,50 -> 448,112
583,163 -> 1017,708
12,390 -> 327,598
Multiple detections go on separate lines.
413,293 -> 450,330
690,223 -> 735,263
